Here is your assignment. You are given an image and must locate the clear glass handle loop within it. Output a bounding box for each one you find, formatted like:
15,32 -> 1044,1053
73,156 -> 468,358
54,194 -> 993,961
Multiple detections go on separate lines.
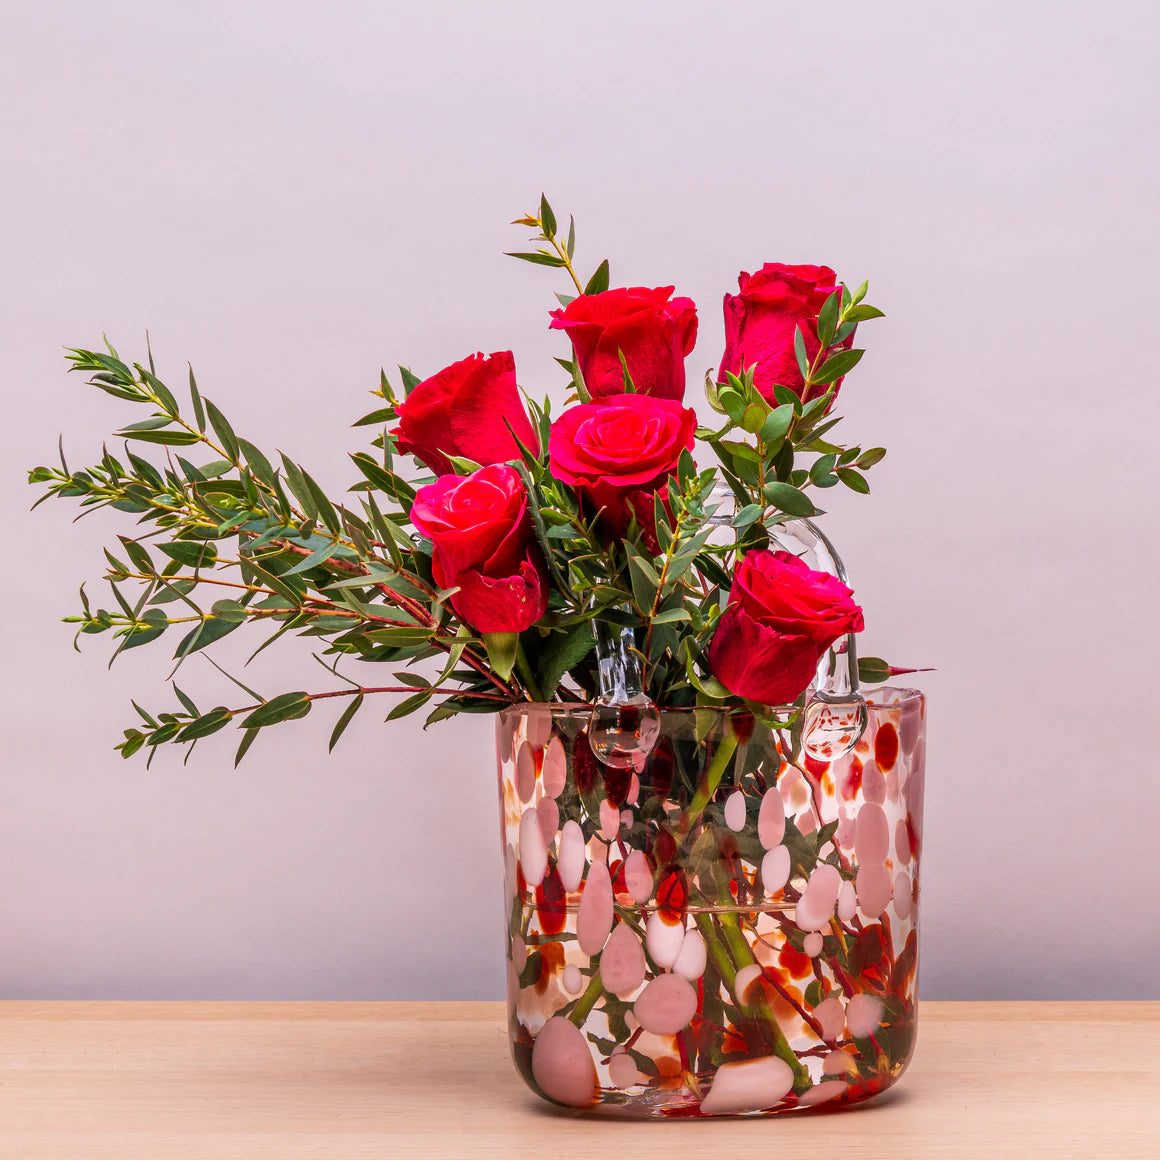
707,485 -> 867,760
587,620 -> 660,769
768,517 -> 867,760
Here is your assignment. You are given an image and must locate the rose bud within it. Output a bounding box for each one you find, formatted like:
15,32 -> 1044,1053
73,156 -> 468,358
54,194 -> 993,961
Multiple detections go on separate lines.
719,264 -> 854,405
391,350 -> 539,475
410,464 -> 548,634
550,286 -> 698,402
548,394 -> 696,552
708,549 -> 864,706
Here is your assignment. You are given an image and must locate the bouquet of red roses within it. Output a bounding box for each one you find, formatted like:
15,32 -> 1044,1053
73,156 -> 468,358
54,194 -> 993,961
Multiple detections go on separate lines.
29,195 -> 889,762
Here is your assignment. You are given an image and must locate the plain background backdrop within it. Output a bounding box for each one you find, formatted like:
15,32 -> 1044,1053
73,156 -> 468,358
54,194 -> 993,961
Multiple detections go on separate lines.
2,1 -> 1157,1000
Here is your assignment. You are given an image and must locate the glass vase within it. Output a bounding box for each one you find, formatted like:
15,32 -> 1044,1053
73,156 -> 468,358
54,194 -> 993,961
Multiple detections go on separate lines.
496,688 -> 925,1117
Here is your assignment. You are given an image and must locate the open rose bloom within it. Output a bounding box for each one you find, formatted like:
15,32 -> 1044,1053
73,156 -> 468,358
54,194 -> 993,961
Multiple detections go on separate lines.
34,195 -> 918,1118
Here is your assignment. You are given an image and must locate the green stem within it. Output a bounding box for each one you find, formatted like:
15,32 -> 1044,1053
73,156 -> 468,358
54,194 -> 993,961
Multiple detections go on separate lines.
714,908 -> 810,1092
684,726 -> 740,826
568,971 -> 603,1027
544,232 -> 585,296
515,644 -> 543,702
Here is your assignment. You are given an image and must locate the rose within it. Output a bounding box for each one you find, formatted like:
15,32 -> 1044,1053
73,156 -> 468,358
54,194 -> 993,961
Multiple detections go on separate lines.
708,549 -> 864,705
719,264 -> 854,404
548,394 -> 696,550
410,464 -> 547,634
391,351 -> 538,475
549,286 -> 698,401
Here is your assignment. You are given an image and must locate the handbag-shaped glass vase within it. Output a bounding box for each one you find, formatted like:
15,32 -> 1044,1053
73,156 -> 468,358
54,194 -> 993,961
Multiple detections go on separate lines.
496,520 -> 925,1116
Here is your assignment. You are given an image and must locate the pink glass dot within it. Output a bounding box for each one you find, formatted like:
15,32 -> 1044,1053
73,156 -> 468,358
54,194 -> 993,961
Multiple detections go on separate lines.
633,973 -> 697,1035
577,860 -> 613,956
758,787 -> 786,848
855,803 -> 890,864
531,1016 -> 597,1107
855,863 -> 892,918
558,820 -> 585,893
599,922 -> 647,995
541,736 -> 567,798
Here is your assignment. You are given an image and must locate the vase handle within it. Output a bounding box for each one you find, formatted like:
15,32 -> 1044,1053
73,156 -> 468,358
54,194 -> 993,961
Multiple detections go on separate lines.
587,619 -> 660,769
769,517 -> 868,760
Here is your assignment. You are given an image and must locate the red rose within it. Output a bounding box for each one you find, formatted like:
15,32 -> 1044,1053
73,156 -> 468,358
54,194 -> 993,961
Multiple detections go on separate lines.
410,464 -> 547,634
550,287 -> 698,402
708,549 -> 864,705
719,264 -> 854,404
391,351 -> 539,475
548,394 -> 696,549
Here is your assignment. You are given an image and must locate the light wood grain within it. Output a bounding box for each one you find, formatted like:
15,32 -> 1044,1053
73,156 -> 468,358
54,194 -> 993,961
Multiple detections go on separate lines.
0,1001 -> 1155,1159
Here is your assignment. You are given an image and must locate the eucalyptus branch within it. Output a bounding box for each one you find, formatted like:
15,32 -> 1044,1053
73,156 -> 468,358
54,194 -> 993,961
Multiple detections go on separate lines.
508,193 -> 608,298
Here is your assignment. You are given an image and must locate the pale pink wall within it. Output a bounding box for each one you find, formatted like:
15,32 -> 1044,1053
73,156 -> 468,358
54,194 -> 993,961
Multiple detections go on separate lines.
2,0 -> 1157,998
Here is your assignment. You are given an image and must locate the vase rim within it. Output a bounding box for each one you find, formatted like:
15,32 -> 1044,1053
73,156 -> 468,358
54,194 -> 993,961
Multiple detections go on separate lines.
501,685 -> 925,715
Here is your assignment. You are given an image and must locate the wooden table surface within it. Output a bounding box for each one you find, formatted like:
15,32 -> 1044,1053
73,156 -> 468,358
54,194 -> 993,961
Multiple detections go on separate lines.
0,1001 -> 1155,1158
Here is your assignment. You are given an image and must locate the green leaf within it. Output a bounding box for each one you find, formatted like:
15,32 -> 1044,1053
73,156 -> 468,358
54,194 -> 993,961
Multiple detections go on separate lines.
740,402 -> 768,434
119,537 -> 155,575
858,656 -> 892,685
241,691 -> 312,729
683,646 -> 731,701
279,454 -> 319,518
234,728 -> 260,767
188,365 -> 206,432
762,481 -> 816,517
399,365 -> 421,396
731,503 -> 764,529
150,578 -> 197,604
536,624 -> 595,699
584,259 -> 610,296
329,692 -> 364,751
445,455 -> 483,474
239,439 -> 275,488
836,467 -> 870,494
505,251 -> 566,267
157,541 -> 218,568
627,550 -> 661,614
811,349 -> 864,386
204,400 -> 240,462
760,404 -> 795,447
119,608 -> 168,651
138,369 -> 179,415
717,389 -> 745,424
177,707 -> 233,742
651,607 -> 691,625
565,215 -> 575,258
843,304 -> 885,323
281,541 -> 340,576
386,688 -> 435,721
482,632 -> 519,682
119,429 -> 201,446
172,684 -> 199,716
539,193 -> 556,237
809,453 -> 838,483
210,599 -> 246,623
856,447 -> 887,468
350,452 -> 413,504
618,349 -> 637,393
118,732 -> 146,759
173,602 -> 246,657
816,290 -> 841,348
120,416 -> 173,432
793,326 -> 810,380
352,407 -> 395,428
773,385 -> 803,412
